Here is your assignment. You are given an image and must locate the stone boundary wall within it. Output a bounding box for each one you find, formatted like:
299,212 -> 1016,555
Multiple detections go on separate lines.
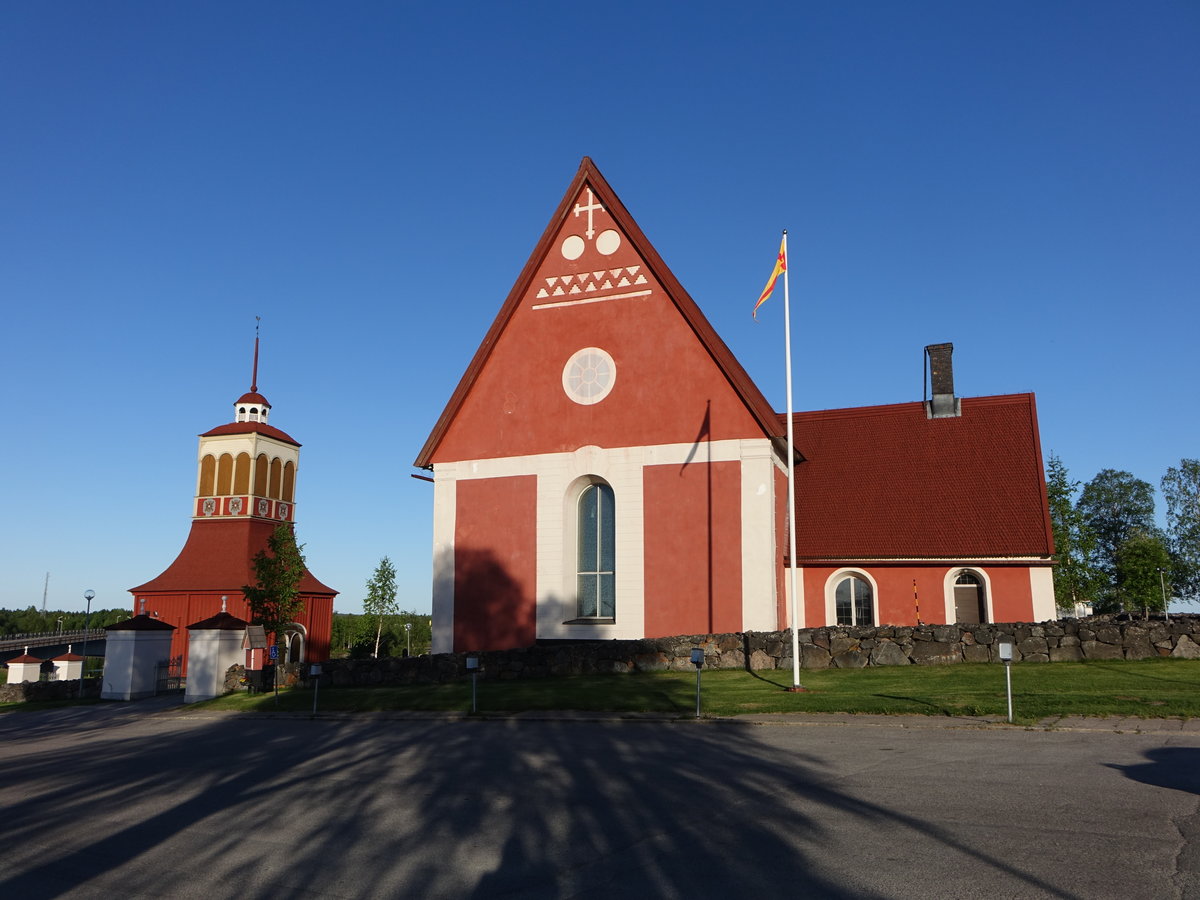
0,678 -> 101,703
312,615 -> 1200,688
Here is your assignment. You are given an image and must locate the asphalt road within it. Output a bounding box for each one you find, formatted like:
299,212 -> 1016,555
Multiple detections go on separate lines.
2,702 -> 1199,899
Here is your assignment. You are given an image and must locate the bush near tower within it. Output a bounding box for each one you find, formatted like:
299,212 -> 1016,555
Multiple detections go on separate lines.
243,524 -> 307,645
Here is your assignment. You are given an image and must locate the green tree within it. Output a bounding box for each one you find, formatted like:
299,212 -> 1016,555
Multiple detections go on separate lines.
385,611 -> 432,657
363,556 -> 398,659
17,605 -> 43,632
331,612 -> 366,655
1045,454 -> 1103,613
1114,529 -> 1173,616
243,524 -> 307,643
0,607 -> 131,635
1162,459 -> 1200,605
1077,469 -> 1156,609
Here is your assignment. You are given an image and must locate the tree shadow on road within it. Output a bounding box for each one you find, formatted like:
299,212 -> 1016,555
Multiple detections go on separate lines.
1109,746 -> 1200,795
0,706 -> 1084,898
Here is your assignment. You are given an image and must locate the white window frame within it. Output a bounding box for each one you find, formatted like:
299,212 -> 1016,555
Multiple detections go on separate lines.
563,476 -> 616,622
824,568 -> 879,627
943,567 -> 994,624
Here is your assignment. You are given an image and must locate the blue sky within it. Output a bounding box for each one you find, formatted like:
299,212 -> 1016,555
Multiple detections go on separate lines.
2,2 -> 1196,615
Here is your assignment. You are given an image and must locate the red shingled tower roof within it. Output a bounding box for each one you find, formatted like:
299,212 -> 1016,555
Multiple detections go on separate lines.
130,518 -> 334,595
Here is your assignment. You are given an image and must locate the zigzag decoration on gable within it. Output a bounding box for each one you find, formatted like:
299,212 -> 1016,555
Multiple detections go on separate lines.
535,266 -> 649,300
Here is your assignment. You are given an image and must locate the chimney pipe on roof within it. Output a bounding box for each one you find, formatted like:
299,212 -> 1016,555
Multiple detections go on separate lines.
925,343 -> 961,418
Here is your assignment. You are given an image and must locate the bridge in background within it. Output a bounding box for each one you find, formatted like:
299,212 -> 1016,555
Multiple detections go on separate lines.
0,630 -> 107,664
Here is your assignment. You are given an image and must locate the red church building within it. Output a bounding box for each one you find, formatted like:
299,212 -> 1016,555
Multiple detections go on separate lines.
130,338 -> 336,673
416,158 -> 1056,654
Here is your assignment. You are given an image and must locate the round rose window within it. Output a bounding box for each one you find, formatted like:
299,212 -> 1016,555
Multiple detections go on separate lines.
562,347 -> 616,406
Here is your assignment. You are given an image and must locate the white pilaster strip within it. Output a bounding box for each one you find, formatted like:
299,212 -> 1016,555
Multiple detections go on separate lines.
534,456 -> 568,638
429,465 -> 457,654
740,439 -> 778,631
1029,566 -> 1057,621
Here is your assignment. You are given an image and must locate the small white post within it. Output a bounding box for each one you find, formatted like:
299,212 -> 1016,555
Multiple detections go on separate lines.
998,641 -> 1014,723
466,656 -> 479,713
690,648 -> 705,718
310,664 -> 322,716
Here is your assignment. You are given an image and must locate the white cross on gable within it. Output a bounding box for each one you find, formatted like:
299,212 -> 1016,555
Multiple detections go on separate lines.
573,188 -> 604,240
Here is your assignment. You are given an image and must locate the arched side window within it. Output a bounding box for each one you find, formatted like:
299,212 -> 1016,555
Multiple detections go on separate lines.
282,460 -> 296,502
834,574 -> 874,627
216,454 -> 234,495
577,483 -> 615,619
234,453 -> 251,494
199,455 -> 216,497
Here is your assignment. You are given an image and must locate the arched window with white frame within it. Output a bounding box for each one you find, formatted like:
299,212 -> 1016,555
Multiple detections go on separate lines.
836,575 -> 873,626
577,482 -> 615,619
827,571 -> 876,627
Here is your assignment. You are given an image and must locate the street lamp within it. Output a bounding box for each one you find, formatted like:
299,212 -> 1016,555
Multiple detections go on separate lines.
56,616 -> 64,634
80,589 -> 95,696
405,621 -> 412,657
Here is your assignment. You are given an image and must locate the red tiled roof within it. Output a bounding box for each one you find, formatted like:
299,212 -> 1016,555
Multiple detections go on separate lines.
789,394 -> 1054,560
7,653 -> 42,664
188,611 -> 250,631
201,422 -> 299,445
129,518 -> 336,595
236,391 -> 271,407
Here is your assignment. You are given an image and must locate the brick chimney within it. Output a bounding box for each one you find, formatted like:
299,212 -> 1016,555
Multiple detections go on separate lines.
925,343 -> 961,418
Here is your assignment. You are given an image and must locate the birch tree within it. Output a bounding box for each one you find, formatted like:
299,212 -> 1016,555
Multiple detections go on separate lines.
363,556 -> 398,659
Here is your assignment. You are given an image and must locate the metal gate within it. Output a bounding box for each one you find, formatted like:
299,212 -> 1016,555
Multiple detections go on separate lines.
156,656 -> 184,694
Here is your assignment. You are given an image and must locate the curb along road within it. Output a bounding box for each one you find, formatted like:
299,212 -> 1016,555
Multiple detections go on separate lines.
150,702 -> 1200,734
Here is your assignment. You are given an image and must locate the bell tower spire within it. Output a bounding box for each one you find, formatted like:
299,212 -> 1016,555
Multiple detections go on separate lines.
251,315 -> 260,393
234,318 -> 271,425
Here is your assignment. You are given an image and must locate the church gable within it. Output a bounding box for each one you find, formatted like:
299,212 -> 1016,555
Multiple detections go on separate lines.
416,158 -> 782,466
529,184 -> 651,310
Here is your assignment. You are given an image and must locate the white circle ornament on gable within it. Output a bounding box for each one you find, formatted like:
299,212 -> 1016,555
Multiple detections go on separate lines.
595,229 -> 621,256
562,347 -> 616,405
561,235 -> 585,260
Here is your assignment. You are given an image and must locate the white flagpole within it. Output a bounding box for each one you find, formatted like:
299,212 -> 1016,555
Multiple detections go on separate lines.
781,230 -> 803,691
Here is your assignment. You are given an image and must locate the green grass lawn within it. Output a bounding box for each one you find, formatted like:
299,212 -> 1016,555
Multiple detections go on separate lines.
190,658 -> 1200,723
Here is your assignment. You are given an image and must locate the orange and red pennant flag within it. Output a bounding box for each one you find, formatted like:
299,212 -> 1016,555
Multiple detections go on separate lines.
753,235 -> 787,318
